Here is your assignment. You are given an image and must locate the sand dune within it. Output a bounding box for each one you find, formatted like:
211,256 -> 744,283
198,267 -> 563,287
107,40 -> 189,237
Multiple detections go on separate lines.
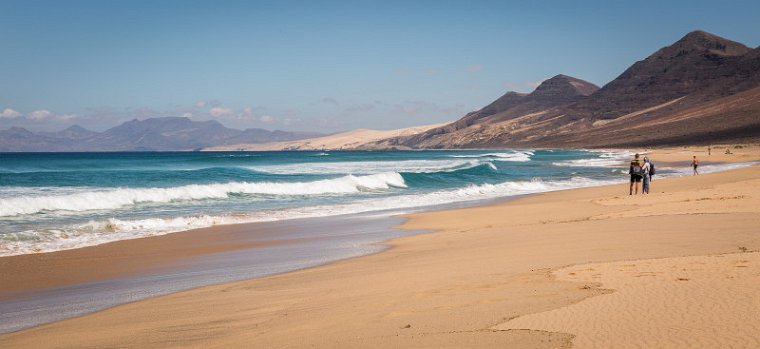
204,122 -> 448,151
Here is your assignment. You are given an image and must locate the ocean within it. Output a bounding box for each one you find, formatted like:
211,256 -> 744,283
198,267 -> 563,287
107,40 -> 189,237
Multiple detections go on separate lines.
1,149 -> 753,257
0,149 -> 627,256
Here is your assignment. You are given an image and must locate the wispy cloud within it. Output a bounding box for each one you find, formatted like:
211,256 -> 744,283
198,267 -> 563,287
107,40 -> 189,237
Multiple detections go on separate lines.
56,114 -> 78,121
27,110 -> 52,120
0,108 -> 21,119
209,107 -> 234,118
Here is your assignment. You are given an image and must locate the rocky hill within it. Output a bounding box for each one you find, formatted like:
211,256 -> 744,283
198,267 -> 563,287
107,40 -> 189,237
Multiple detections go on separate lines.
0,117 -> 322,151
374,30 -> 760,149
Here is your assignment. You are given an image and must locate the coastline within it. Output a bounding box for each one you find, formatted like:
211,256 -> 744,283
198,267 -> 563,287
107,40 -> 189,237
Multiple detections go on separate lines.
2,145 -> 759,347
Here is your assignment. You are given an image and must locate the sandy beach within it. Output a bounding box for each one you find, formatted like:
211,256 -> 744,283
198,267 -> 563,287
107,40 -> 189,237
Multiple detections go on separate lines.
1,146 -> 759,348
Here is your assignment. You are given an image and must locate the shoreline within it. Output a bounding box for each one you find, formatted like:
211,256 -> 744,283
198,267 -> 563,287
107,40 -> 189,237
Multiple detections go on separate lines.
2,145 -> 753,259
2,146 -> 760,347
0,213 -> 418,333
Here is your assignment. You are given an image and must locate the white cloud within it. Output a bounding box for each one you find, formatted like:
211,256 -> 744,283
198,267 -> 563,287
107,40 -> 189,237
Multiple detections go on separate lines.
194,101 -> 207,108
0,108 -> 21,119
259,115 -> 274,123
57,114 -> 78,121
27,110 -> 52,120
209,107 -> 234,118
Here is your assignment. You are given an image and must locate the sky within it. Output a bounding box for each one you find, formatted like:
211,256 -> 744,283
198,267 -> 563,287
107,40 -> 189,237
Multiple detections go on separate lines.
2,0 -> 760,133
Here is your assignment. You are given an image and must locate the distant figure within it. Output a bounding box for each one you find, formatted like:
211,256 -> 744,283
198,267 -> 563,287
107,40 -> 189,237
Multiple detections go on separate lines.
641,157 -> 651,194
708,145 -> 711,156
725,148 -> 733,155
692,156 -> 699,175
629,153 -> 643,195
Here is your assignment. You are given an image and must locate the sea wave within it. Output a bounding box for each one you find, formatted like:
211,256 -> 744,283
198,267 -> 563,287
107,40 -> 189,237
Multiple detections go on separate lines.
0,172 -> 407,217
0,176 -> 619,256
251,159 -> 489,175
448,151 -> 533,162
553,150 -> 631,167
552,158 -> 626,167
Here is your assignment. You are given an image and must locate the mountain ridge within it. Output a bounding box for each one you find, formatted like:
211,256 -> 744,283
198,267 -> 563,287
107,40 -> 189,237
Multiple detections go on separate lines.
0,117 -> 323,152
373,30 -> 760,149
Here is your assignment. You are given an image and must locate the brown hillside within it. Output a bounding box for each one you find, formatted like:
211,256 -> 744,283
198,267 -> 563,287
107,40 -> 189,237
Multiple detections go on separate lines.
376,30 -> 760,149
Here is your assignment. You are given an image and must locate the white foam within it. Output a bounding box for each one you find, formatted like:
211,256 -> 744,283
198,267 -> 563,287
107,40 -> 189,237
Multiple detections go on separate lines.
251,159 -> 486,175
552,158 -> 627,167
0,172 -> 407,217
586,149 -> 636,159
0,176 -> 620,256
5,160 -> 755,256
553,150 -> 631,168
448,151 -> 533,162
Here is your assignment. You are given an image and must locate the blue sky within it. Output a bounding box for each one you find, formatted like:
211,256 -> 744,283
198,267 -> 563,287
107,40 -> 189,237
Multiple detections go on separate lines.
2,0 -> 759,132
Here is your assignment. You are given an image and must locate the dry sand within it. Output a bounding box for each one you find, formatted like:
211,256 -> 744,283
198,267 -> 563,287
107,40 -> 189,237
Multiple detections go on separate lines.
643,143 -> 760,164
2,150 -> 760,348
499,253 -> 760,348
204,122 -> 448,151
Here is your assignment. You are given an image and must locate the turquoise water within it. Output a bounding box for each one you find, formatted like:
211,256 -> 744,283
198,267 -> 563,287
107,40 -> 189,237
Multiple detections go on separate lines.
0,149 -> 684,256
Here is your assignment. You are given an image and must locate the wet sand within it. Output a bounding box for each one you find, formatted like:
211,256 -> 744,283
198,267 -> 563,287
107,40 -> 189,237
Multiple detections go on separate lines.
1,146 -> 759,348
0,222 -> 294,298
0,214 -> 411,333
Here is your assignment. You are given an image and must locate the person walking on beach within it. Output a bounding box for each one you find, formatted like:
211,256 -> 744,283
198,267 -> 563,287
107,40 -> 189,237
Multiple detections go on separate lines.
629,153 -> 643,195
641,157 -> 651,194
692,156 -> 699,175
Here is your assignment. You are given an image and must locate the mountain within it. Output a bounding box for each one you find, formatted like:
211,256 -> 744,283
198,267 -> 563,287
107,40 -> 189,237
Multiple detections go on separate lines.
0,117 -> 323,151
376,30 -> 760,148
399,75 -> 599,146
41,125 -> 99,140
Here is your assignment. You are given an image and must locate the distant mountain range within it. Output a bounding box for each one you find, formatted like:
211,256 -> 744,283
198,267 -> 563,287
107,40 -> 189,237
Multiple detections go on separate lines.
0,117 -> 322,151
371,30 -> 760,148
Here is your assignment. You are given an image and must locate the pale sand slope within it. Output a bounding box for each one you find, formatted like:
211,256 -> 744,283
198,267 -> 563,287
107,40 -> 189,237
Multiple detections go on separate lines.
499,253 -> 760,349
3,166 -> 760,348
204,122 -> 448,151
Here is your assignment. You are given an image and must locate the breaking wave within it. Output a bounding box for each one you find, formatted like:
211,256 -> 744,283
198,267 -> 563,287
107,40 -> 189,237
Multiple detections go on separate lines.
0,176 -> 619,256
0,172 -> 407,217
448,151 -> 533,162
251,159 -> 490,175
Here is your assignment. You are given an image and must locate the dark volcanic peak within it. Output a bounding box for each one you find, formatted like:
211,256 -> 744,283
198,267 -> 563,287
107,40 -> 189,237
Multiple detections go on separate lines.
476,91 -> 527,116
576,30 -> 760,120
531,74 -> 599,98
377,30 -> 760,150
659,30 -> 752,58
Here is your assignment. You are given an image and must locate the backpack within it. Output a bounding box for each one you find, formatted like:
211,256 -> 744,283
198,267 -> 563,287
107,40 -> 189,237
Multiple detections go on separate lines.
631,161 -> 642,175
649,162 -> 655,176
